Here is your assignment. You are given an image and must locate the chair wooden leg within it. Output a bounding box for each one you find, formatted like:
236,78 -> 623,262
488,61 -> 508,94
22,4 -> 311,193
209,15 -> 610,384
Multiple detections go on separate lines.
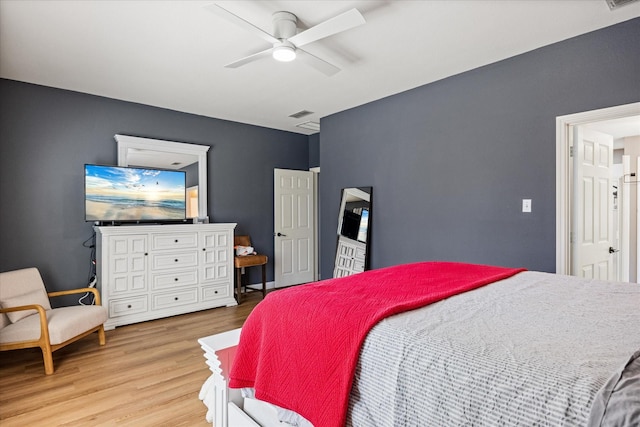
236,267 -> 242,304
261,264 -> 267,299
98,325 -> 106,345
41,344 -> 54,375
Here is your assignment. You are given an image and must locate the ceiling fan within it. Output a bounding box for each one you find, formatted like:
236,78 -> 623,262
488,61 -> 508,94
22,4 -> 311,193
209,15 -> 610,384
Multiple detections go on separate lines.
207,4 -> 366,76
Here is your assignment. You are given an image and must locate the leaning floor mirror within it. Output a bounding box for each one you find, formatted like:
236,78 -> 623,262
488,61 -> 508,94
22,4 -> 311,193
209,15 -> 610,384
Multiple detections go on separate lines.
333,187 -> 372,278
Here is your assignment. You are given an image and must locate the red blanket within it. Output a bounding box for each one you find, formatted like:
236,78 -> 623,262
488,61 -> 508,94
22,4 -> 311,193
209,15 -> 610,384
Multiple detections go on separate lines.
229,261 -> 525,427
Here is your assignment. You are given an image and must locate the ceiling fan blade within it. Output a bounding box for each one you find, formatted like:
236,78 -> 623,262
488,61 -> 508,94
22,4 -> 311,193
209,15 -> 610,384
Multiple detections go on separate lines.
224,48 -> 273,69
296,48 -> 340,76
206,4 -> 279,45
289,8 -> 365,48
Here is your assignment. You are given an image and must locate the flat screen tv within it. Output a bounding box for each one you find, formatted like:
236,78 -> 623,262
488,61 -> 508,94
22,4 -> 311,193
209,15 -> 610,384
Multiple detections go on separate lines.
85,164 -> 187,223
341,210 -> 361,241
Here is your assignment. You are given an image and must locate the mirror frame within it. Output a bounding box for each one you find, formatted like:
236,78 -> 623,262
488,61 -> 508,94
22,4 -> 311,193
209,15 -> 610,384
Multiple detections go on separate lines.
115,134 -> 210,219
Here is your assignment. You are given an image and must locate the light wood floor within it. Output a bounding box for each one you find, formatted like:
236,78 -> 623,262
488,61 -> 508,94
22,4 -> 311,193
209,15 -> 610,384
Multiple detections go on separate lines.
0,293 -> 262,426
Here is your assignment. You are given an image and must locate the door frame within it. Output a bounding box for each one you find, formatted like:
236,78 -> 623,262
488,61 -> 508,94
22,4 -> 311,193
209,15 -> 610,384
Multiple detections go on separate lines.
310,167 -> 320,281
555,102 -> 640,275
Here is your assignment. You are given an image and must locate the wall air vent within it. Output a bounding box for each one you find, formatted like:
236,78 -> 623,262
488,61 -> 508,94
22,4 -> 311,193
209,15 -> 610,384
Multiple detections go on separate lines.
605,0 -> 639,9
289,110 -> 314,119
296,121 -> 320,131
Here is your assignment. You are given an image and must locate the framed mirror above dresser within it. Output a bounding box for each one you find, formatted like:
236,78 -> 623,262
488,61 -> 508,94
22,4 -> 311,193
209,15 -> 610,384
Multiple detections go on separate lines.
334,187 -> 372,278
115,134 -> 210,220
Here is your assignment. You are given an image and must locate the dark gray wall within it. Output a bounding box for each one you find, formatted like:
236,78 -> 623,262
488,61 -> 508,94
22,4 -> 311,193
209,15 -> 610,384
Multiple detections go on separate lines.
319,18 -> 640,279
0,80 -> 309,293
308,133 -> 320,168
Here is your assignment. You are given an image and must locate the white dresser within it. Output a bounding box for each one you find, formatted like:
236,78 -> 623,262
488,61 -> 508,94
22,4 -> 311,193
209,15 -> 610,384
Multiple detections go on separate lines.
95,223 -> 237,330
333,235 -> 366,278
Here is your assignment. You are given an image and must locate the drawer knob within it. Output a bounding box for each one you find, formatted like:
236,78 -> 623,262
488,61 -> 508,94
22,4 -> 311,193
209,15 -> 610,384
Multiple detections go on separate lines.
214,290 -> 218,294
174,259 -> 178,262
127,305 -> 132,309
174,278 -> 178,281
175,239 -> 178,243
174,297 -> 179,301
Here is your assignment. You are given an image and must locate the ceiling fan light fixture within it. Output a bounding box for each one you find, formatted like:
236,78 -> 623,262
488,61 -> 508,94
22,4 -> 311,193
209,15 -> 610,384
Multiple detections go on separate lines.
273,44 -> 296,62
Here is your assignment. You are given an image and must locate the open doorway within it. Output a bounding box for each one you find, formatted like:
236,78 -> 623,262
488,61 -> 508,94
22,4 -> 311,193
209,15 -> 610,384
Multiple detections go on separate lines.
556,102 -> 640,282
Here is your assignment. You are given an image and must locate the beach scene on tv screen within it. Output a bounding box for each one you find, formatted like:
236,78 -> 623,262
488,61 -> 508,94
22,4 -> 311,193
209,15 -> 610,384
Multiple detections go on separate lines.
85,165 -> 186,221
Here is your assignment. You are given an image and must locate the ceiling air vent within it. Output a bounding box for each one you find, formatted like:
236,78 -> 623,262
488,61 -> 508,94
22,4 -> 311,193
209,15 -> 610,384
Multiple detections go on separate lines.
605,0 -> 639,9
289,110 -> 314,119
296,121 -> 320,131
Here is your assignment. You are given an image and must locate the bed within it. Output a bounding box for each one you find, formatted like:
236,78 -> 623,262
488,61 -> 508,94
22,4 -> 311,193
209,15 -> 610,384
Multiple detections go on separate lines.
198,261 -> 640,427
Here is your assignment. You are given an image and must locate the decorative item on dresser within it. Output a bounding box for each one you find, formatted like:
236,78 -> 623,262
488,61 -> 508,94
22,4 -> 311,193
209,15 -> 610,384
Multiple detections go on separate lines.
95,223 -> 237,330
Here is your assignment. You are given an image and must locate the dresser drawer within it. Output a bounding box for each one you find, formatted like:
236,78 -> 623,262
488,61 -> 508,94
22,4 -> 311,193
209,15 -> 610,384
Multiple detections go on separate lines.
201,284 -> 230,301
152,288 -> 198,310
151,232 -> 198,251
150,251 -> 199,270
151,270 -> 198,290
109,296 -> 148,318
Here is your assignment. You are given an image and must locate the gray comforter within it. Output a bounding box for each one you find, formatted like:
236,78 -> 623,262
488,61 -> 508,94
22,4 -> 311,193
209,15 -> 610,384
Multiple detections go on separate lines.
347,271 -> 640,426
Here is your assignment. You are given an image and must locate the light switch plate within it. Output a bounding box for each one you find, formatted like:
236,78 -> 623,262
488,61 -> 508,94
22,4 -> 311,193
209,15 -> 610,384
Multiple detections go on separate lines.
522,199 -> 532,213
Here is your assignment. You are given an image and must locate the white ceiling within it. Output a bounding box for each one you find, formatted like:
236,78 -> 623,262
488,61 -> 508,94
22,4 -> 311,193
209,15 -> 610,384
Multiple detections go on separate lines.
586,116 -> 640,137
1,0 -> 639,135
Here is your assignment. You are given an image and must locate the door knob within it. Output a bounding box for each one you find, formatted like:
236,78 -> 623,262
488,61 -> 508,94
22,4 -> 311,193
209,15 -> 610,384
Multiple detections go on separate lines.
275,232 -> 287,237
609,247 -> 619,254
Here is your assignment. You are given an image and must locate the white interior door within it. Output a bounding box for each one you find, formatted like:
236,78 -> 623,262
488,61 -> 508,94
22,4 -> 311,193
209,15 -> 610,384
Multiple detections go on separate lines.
572,127 -> 614,280
274,169 -> 315,287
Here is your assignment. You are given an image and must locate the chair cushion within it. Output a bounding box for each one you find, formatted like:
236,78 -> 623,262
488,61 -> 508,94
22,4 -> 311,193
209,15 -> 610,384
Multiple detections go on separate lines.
0,268 -> 49,297
0,305 -> 108,345
0,289 -> 52,323
234,254 -> 268,268
0,313 -> 9,330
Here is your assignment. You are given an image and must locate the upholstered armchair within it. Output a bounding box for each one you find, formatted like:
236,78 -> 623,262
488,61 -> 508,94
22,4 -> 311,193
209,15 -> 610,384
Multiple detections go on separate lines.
0,267 -> 108,375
